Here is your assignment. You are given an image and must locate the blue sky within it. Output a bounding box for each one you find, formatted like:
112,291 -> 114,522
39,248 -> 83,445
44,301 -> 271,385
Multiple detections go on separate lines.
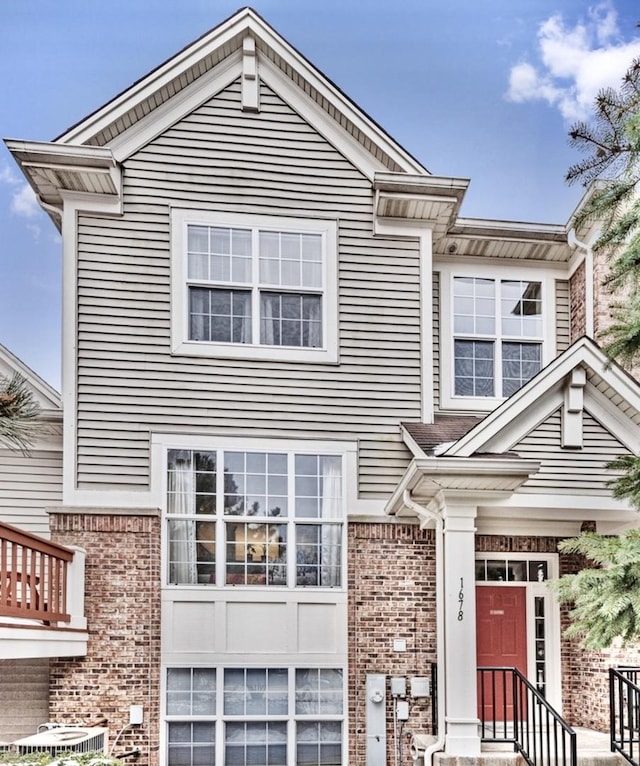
1,0 -> 639,388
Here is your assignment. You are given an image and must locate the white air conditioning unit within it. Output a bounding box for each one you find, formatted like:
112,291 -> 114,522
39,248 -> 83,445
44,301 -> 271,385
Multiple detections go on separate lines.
13,727 -> 108,756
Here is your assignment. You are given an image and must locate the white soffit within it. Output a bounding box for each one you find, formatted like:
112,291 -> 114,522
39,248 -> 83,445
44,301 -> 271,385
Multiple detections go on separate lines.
3,140 -> 120,219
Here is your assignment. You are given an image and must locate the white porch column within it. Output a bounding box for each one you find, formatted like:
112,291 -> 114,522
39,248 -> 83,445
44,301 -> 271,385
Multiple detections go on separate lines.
442,502 -> 480,756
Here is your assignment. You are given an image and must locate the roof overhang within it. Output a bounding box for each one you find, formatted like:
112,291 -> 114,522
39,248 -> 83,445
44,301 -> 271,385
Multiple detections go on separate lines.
4,140 -> 122,229
373,172 -> 469,236
385,455 -> 540,518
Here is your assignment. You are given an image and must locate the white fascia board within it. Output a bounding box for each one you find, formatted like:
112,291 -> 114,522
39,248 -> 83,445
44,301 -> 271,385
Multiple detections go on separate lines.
445,338 -> 626,458
375,172 -> 469,194
56,8 -> 258,145
4,139 -> 116,168
584,386 -> 640,454
0,628 -> 88,659
452,217 -> 568,240
385,455 -> 539,515
251,24 -> 427,175
109,54 -> 242,162
55,8 -> 426,176
480,494 -> 636,517
259,58 -> 388,181
401,425 -> 428,459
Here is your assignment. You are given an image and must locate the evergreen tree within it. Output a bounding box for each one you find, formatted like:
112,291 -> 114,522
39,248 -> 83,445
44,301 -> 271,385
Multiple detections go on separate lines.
553,56 -> 640,649
0,372 -> 40,454
567,57 -> 640,364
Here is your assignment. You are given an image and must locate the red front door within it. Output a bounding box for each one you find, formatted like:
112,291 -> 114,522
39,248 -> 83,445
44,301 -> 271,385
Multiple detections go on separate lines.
476,586 -> 528,720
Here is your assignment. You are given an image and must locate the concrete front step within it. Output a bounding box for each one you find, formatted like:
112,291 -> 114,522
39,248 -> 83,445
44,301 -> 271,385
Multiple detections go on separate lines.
431,728 -> 625,766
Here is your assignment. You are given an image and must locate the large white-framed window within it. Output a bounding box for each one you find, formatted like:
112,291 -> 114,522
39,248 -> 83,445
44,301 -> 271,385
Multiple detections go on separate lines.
171,209 -> 338,363
164,441 -> 345,589
439,264 -> 556,411
164,666 -> 345,766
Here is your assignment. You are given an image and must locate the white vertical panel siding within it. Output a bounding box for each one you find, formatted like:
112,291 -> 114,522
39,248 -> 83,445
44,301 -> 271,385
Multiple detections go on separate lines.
516,409 -> 628,494
0,449 -> 61,537
555,280 -> 570,353
75,79 -> 422,497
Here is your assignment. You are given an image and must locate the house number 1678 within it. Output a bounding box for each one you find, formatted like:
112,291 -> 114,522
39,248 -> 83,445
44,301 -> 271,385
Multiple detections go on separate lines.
457,578 -> 464,621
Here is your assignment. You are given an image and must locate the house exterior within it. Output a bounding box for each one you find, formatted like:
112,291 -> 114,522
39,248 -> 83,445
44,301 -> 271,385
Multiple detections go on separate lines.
3,8 -> 640,766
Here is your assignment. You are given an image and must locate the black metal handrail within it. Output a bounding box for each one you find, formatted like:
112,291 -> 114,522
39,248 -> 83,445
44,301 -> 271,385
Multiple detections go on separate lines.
478,667 -> 577,766
610,667 -> 640,766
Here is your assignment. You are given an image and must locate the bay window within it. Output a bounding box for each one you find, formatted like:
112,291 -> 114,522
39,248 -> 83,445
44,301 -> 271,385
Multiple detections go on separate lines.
166,448 -> 343,587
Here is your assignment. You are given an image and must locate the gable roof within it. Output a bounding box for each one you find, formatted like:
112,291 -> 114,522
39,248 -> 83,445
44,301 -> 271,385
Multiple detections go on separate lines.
58,7 -> 428,175
0,343 -> 61,417
439,337 -> 640,459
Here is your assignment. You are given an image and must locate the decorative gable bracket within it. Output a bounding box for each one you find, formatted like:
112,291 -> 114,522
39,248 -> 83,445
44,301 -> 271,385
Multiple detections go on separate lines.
242,35 -> 259,111
562,366 -> 586,449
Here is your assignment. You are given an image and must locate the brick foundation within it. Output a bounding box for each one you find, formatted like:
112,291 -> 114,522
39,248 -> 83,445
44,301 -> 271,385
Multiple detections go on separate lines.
49,511 -> 161,766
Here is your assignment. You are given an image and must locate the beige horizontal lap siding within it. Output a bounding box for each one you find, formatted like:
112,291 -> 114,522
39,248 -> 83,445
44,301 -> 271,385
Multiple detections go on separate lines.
0,449 -> 62,537
514,409 -> 629,495
75,78 -> 421,498
555,280 -> 570,353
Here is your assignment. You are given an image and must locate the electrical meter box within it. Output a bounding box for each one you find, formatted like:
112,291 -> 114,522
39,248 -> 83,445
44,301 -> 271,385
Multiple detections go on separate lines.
411,676 -> 430,698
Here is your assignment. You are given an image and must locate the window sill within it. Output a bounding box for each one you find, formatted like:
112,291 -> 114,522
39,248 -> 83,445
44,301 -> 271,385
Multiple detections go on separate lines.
171,339 -> 338,364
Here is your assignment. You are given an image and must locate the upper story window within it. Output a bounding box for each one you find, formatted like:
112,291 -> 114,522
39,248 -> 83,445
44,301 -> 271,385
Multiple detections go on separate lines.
171,210 -> 338,363
439,266 -> 555,411
165,447 -> 344,588
453,277 -> 543,398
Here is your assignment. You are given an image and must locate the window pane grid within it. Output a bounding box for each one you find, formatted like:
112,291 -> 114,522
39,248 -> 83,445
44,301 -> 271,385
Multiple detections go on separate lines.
167,722 -> 215,766
189,287 -> 251,344
187,225 -> 251,284
260,293 -> 322,348
259,231 -> 322,289
186,223 -> 325,350
166,667 -> 344,766
452,276 -> 544,398
166,450 -> 343,589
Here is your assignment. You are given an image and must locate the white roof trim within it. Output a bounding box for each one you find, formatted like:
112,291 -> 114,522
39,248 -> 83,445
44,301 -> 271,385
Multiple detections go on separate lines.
109,53 -> 242,162
444,338 -> 640,458
55,8 -> 426,176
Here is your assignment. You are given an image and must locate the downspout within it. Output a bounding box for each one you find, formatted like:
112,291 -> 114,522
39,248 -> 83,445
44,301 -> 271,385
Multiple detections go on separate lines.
568,228 -> 594,338
403,490 -> 446,765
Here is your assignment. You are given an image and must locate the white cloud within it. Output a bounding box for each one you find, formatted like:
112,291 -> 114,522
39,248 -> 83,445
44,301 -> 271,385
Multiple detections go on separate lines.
10,183 -> 40,219
506,1 -> 640,122
0,161 -> 42,229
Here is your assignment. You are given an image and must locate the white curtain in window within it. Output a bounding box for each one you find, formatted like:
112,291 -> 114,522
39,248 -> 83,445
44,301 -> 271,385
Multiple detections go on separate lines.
261,293 -> 276,345
320,457 -> 342,587
304,296 -> 322,348
168,458 -> 198,584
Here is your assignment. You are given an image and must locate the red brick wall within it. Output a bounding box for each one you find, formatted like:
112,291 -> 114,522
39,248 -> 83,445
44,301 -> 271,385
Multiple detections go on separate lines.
476,533 -> 639,733
348,521 -> 436,766
49,511 -> 161,766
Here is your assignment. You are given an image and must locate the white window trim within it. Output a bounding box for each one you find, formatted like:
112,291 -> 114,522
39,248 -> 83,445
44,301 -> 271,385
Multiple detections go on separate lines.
439,263 -> 557,412
158,435 -> 355,592
171,208 -> 338,363
161,664 -> 347,766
